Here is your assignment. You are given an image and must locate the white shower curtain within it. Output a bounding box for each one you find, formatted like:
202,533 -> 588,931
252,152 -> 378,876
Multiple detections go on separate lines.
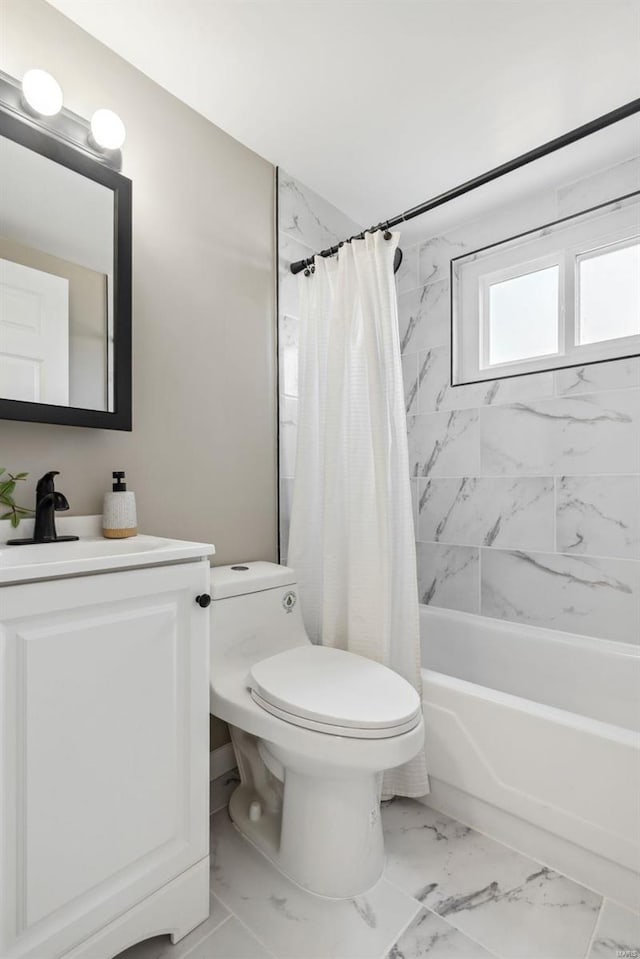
288,231 -> 429,799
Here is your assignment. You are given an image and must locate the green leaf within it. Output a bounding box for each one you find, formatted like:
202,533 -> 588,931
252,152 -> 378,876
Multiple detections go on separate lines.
13,472 -> 28,480
0,511 -> 13,520
10,512 -> 19,528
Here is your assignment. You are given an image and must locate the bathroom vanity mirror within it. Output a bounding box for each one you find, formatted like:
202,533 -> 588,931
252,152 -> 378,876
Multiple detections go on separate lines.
0,109 -> 132,429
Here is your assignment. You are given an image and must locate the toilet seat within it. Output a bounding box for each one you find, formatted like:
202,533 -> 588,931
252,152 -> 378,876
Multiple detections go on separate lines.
248,645 -> 421,740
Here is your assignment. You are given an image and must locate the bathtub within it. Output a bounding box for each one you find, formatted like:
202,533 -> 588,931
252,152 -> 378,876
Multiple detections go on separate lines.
419,605 -> 640,910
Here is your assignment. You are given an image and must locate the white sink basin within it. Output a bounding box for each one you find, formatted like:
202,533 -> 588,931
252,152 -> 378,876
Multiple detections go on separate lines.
0,524 -> 214,585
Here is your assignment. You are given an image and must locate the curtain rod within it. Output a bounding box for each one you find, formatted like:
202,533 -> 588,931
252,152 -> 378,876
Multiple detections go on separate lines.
289,97 -> 640,276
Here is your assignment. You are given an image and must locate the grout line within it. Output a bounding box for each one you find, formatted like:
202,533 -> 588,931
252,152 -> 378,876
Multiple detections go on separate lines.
374,893 -> 422,959
418,902 -> 504,959
223,909 -> 279,959
381,873 -> 503,959
582,897 -> 605,959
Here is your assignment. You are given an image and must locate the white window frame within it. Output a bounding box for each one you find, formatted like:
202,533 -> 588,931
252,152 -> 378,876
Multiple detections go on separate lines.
452,194 -> 640,385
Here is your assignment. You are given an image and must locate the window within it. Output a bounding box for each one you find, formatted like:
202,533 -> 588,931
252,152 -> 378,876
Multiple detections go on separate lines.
484,262 -> 560,365
577,240 -> 640,345
452,195 -> 640,385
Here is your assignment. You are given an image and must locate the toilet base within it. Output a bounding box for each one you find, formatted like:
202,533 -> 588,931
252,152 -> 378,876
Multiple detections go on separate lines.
228,769 -> 385,899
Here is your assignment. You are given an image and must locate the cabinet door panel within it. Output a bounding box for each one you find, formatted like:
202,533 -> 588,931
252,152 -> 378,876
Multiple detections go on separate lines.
0,561 -> 210,959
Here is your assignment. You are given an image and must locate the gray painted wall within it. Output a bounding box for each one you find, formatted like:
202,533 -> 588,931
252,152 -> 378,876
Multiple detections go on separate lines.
0,0 -> 277,567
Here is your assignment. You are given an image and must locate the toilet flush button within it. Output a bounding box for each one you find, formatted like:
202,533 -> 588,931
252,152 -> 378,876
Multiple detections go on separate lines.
249,800 -> 262,822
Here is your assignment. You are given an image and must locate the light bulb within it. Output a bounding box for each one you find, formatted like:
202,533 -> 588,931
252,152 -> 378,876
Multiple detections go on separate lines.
22,69 -> 63,116
90,109 -> 126,150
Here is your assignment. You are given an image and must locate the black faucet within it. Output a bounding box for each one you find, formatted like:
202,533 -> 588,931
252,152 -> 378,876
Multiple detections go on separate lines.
7,471 -> 80,545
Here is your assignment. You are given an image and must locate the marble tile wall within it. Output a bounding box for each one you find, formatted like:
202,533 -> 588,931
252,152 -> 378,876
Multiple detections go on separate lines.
277,160 -> 640,644
402,156 -> 640,644
277,170 -> 361,562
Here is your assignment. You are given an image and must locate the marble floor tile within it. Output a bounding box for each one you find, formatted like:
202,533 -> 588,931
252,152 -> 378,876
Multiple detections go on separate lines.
388,908 -> 495,958
587,900 -> 640,959
116,892 -> 232,959
382,799 -> 601,959
186,916 -> 275,959
211,808 -> 421,959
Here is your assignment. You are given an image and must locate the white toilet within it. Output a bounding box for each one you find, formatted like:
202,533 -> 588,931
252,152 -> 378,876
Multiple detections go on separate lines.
209,561 -> 424,899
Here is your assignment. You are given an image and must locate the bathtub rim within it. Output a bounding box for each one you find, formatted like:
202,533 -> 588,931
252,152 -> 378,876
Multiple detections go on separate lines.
419,603 -> 640,660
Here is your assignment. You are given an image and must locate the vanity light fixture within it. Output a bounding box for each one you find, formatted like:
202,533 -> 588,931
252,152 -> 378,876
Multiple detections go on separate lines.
0,68 -> 124,171
21,68 -> 63,117
90,108 -> 126,151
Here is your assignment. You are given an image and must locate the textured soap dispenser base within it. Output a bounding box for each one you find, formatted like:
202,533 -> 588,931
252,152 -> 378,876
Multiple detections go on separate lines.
102,527 -> 138,539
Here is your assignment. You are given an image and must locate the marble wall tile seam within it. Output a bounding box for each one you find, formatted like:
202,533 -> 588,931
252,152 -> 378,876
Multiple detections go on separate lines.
408,467 -> 640,481
413,475 -> 638,557
479,544 -> 640,569
416,535 -> 640,565
478,546 -> 640,589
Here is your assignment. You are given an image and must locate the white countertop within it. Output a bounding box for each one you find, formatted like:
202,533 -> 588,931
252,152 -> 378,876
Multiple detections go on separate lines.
0,516 -> 215,585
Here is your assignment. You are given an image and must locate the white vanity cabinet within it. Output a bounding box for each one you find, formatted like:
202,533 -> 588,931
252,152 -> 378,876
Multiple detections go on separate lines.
0,533 -> 214,959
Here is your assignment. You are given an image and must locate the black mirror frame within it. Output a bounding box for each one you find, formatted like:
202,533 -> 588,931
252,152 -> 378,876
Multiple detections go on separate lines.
0,108 -> 132,431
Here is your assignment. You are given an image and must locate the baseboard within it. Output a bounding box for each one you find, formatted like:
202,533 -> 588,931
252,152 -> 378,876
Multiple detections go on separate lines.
421,778 -> 639,913
209,742 -> 236,782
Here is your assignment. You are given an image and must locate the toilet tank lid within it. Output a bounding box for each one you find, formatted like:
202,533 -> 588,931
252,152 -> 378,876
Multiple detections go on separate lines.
210,561 -> 296,599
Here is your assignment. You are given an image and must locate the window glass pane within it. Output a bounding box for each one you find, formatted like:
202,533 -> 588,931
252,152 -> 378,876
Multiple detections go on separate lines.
487,265 -> 559,365
578,242 -> 640,345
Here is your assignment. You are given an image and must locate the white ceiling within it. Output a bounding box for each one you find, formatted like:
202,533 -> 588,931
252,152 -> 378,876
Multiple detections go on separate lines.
47,0 -> 640,231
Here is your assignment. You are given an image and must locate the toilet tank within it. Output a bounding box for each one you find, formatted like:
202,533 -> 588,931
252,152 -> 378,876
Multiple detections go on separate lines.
209,562 -> 310,673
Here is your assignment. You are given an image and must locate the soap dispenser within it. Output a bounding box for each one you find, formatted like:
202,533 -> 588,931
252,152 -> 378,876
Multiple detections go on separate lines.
102,471 -> 137,539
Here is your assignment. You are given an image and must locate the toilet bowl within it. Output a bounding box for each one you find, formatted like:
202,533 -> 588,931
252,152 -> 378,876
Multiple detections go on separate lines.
209,561 -> 424,898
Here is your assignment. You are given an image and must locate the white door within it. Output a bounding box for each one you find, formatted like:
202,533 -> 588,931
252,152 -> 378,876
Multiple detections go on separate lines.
0,560 -> 211,959
0,257 -> 69,405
